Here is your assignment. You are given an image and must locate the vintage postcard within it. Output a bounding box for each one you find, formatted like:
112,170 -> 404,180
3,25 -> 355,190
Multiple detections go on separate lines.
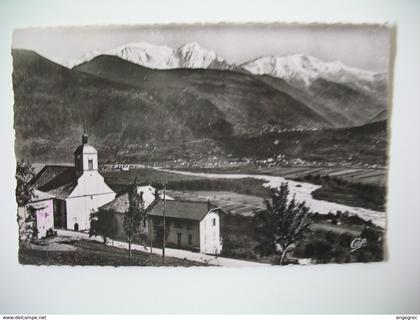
12,23 -> 391,266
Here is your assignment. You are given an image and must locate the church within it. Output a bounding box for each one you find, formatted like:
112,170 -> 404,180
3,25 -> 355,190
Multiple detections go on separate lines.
31,133 -> 116,231
29,133 -> 222,254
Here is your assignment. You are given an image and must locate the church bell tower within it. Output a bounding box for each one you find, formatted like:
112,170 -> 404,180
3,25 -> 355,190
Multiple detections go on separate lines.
74,132 -> 98,177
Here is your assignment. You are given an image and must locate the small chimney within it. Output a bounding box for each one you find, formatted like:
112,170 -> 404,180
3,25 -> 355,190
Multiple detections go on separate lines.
82,133 -> 88,145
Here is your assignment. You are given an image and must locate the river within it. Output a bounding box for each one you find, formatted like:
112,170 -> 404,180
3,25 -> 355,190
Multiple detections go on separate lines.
154,168 -> 386,228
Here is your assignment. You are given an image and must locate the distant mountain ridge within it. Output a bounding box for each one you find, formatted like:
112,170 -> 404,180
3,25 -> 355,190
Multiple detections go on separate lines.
241,54 -> 388,116
241,54 -> 377,86
73,54 -> 332,133
12,48 -> 388,166
52,42 -> 388,128
55,41 -> 383,84
259,74 -> 387,127
13,49 -> 331,162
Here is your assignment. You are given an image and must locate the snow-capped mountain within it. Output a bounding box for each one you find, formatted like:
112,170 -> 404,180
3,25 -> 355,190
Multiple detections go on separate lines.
108,42 -> 179,69
177,42 -> 223,68
241,53 -> 378,87
60,42 -> 235,70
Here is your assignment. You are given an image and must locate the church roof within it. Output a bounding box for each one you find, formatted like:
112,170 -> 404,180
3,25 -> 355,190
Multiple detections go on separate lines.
45,182 -> 77,200
74,144 -> 97,154
31,165 -> 77,200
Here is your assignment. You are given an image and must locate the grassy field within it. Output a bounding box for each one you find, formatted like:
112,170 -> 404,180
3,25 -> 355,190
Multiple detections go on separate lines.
102,167 -> 204,195
263,167 -> 386,186
168,190 -> 266,217
298,174 -> 386,211
102,166 -> 386,215
103,167 -> 270,199
102,167 -> 203,185
19,237 -> 203,266
174,165 -> 386,186
163,165 -> 386,211
166,177 -> 270,198
102,166 -> 386,189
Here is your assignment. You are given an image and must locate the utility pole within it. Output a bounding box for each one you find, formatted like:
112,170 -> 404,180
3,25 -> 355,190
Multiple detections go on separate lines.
149,216 -> 153,266
162,184 -> 166,265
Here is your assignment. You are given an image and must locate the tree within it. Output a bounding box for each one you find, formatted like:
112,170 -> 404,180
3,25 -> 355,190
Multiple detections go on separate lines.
123,179 -> 147,260
15,160 -> 36,206
89,209 -> 118,244
16,160 -> 37,241
255,182 -> 312,265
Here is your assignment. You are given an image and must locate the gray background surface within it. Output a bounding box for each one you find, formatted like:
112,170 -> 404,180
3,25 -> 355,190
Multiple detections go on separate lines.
0,0 -> 419,314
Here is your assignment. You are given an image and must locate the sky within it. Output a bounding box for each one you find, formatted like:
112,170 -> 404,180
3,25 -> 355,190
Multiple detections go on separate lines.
12,23 -> 391,72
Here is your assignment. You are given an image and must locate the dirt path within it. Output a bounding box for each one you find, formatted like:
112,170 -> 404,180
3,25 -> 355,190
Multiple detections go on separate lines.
57,230 -> 269,267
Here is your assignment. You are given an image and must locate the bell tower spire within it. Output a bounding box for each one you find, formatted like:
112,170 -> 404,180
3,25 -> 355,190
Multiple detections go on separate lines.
82,130 -> 88,145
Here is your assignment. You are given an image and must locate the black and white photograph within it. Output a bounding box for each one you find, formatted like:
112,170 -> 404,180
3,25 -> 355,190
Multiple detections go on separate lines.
12,23 -> 391,267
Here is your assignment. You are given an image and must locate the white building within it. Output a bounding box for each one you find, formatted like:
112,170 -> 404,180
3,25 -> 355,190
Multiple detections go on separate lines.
100,195 -> 223,255
199,207 -> 222,255
146,200 -> 223,255
136,185 -> 173,208
18,189 -> 55,240
31,133 -> 116,231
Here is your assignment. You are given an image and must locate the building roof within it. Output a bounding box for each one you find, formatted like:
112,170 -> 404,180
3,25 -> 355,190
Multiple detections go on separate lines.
99,185 -> 174,213
31,189 -> 55,202
148,200 -> 210,221
28,202 -> 48,210
99,192 -> 211,221
31,165 -> 77,200
45,182 -> 77,200
99,192 -> 130,214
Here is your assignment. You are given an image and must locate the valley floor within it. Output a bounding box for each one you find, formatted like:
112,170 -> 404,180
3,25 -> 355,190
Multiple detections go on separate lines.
21,164 -> 385,266
102,165 -> 386,220
19,233 -> 203,267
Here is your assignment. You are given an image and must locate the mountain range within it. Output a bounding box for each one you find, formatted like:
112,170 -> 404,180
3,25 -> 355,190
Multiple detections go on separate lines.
58,42 -> 239,71
55,42 -> 388,127
12,46 -> 389,165
57,42 -> 385,93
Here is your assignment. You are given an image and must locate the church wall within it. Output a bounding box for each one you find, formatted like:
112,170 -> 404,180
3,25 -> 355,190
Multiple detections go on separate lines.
66,196 -> 91,231
66,170 -> 116,230
71,171 -> 114,197
66,192 -> 116,231
62,134 -> 116,231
